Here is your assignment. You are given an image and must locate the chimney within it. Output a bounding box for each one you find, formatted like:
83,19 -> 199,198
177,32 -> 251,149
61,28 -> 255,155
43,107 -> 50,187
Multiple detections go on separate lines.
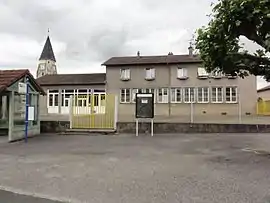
137,51 -> 140,57
168,52 -> 173,55
188,42 -> 193,56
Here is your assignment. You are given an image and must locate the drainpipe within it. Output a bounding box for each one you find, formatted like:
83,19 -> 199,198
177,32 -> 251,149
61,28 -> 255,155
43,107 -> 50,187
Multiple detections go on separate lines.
167,57 -> 171,116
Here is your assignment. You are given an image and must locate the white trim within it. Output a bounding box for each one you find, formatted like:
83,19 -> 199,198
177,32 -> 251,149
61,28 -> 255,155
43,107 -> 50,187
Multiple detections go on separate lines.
197,87 -> 209,103
225,86 -> 238,103
120,88 -> 131,103
183,87 -> 196,103
170,88 -> 182,103
69,96 -> 73,129
211,87 -> 223,103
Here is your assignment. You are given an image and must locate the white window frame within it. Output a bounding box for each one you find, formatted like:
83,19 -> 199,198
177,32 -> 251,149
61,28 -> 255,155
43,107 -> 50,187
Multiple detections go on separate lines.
197,67 -> 209,78
225,86 -> 238,103
183,87 -> 196,103
120,68 -> 131,81
197,87 -> 209,103
211,87 -> 223,103
145,68 -> 155,80
170,88 -> 182,103
177,67 -> 188,79
157,88 -> 169,103
47,90 -> 59,107
120,88 -> 131,103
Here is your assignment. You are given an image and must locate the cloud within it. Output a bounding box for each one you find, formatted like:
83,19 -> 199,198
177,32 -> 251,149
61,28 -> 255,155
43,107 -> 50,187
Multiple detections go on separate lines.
0,0 -> 268,88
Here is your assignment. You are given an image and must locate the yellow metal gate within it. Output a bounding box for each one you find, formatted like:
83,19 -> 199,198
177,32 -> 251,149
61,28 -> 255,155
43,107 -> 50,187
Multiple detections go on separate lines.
70,94 -> 118,130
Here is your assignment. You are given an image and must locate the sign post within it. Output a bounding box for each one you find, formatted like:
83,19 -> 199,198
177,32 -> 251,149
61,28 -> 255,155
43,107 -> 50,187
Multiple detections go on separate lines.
135,93 -> 154,137
24,78 -> 29,143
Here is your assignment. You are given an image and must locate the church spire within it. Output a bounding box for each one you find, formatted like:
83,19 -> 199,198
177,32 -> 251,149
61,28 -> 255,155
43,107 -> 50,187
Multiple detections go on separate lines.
39,31 -> 56,62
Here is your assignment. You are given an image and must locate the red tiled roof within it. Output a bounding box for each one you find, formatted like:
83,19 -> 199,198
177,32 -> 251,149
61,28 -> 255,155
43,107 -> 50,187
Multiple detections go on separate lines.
0,69 -> 45,94
102,54 -> 202,66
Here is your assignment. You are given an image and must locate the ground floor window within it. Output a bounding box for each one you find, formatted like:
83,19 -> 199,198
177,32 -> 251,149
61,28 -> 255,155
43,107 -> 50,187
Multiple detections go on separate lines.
225,87 -> 237,103
157,88 -> 169,103
120,89 -> 131,103
211,87 -> 223,103
197,87 -> 209,103
171,88 -> 181,103
183,87 -> 195,103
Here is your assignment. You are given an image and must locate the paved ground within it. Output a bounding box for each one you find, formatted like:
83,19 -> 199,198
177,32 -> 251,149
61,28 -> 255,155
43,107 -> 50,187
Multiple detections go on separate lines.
0,190 -> 61,203
0,133 -> 270,203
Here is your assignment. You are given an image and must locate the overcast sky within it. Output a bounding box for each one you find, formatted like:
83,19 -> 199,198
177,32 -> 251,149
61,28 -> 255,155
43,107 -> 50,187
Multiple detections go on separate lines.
0,0 -> 268,88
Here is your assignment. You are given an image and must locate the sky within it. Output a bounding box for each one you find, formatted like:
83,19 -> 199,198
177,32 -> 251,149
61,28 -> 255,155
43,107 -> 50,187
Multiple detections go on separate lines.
0,0 -> 268,89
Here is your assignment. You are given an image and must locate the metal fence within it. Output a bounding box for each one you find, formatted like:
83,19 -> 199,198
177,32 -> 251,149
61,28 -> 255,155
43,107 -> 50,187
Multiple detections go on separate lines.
70,94 -> 118,130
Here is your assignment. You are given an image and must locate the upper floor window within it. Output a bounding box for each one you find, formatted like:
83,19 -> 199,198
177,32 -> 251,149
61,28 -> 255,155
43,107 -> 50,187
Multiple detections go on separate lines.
183,87 -> 195,103
211,87 -> 223,103
197,87 -> 209,103
171,88 -> 181,103
157,88 -> 169,103
197,67 -> 209,79
225,87 -> 237,103
120,69 -> 131,81
145,68 -> 155,80
120,89 -> 131,103
177,67 -> 188,79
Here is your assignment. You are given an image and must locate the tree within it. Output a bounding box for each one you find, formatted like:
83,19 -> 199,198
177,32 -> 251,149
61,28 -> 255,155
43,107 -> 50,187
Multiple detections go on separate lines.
195,0 -> 270,80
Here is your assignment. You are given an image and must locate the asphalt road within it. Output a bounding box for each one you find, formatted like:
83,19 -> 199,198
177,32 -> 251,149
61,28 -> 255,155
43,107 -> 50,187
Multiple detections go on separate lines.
0,190 -> 61,203
0,133 -> 270,203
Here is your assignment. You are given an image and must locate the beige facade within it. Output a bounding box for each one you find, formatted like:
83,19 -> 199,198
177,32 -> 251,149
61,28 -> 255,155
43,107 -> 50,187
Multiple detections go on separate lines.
105,60 -> 258,122
39,84 -> 105,121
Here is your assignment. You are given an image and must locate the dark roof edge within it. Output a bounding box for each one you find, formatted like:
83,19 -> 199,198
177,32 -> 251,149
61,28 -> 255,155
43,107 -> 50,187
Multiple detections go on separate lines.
38,82 -> 106,86
257,88 -> 270,93
102,60 -> 202,66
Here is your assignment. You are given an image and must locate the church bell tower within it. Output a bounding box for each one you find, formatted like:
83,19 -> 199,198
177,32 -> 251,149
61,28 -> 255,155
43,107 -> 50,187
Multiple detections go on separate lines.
36,31 -> 57,78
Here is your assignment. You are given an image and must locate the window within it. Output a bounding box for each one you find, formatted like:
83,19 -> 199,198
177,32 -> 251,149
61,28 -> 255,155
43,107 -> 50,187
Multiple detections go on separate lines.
48,90 -> 59,107
157,88 -> 169,103
171,88 -> 181,103
197,87 -> 209,103
120,69 -> 131,81
197,67 -> 209,78
177,67 -> 188,79
145,68 -> 155,80
225,87 -> 237,103
211,87 -> 223,103
183,87 -> 195,103
132,88 -> 155,103
120,89 -> 131,103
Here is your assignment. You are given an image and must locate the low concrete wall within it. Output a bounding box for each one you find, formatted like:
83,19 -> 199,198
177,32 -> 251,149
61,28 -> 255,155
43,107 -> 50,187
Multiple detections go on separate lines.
41,121 -> 270,134
9,125 -> 41,142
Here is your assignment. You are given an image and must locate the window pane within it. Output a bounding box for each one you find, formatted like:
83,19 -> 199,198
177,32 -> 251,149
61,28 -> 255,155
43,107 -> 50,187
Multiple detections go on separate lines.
226,88 -> 231,101
120,89 -> 126,102
171,88 -> 176,102
126,89 -> 131,102
49,95 -> 53,106
54,95 -> 59,106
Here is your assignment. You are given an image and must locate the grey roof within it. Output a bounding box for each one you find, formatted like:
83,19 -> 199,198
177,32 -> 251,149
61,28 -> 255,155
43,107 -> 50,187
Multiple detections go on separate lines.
102,54 -> 202,66
39,36 -> 56,62
257,85 -> 270,93
36,73 -> 106,86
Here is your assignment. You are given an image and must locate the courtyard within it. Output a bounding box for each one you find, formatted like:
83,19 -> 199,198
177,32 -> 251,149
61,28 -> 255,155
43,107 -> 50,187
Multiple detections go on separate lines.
0,133 -> 270,203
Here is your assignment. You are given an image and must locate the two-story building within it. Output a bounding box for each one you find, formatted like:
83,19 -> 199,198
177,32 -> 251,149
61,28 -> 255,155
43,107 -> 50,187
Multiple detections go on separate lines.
103,50 -> 258,123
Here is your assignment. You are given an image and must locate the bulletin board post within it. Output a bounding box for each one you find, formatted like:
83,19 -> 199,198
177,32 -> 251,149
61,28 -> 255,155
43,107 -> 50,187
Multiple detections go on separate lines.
135,93 -> 154,137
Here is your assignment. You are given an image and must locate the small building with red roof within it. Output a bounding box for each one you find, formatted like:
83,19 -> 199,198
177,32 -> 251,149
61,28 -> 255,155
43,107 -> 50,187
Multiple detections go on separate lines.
0,69 -> 45,142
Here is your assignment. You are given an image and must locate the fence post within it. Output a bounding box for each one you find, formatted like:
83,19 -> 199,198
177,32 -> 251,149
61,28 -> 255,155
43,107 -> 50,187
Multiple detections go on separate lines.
114,95 -> 118,131
69,96 -> 73,129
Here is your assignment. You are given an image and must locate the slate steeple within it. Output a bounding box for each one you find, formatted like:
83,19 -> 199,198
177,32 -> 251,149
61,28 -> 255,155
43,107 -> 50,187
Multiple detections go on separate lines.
39,35 -> 56,62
